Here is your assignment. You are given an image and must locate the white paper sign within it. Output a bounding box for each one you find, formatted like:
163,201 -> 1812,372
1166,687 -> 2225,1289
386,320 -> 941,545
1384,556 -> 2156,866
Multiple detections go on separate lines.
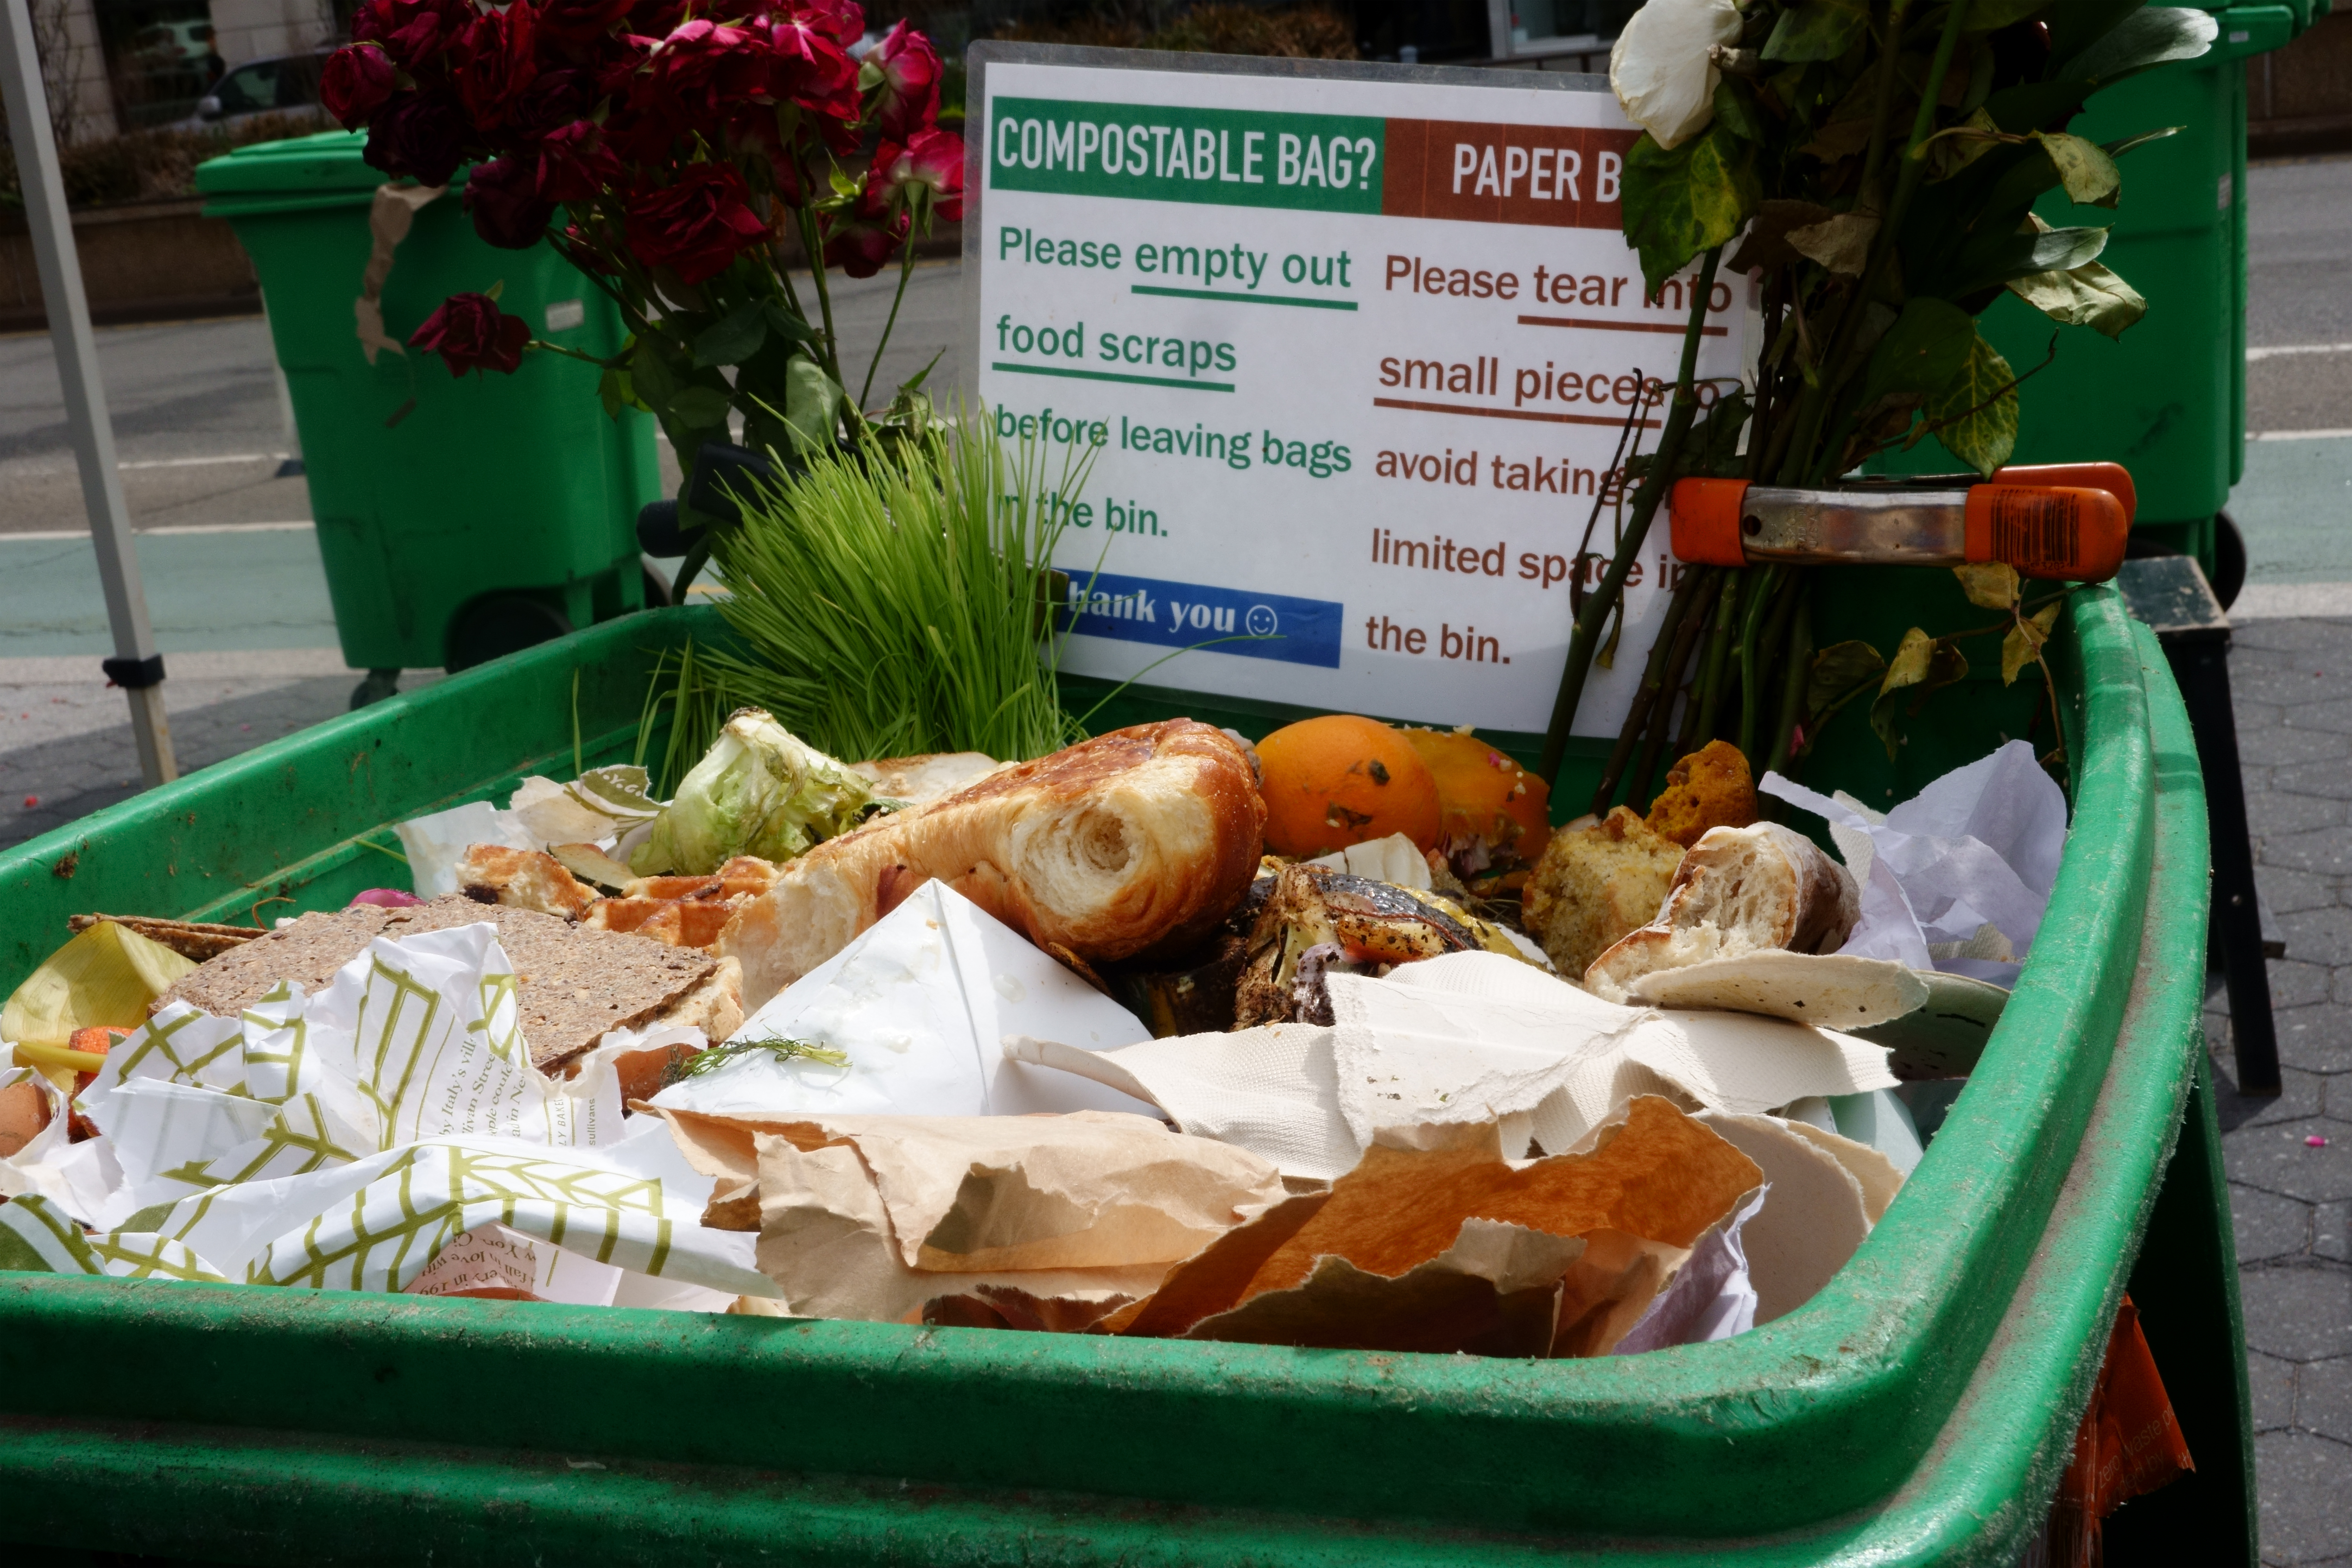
968,46 -> 1757,736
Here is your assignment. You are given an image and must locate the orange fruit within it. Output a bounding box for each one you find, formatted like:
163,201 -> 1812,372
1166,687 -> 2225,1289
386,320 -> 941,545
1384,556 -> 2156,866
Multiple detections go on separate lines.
1256,714 -> 1442,857
1401,727 -> 1552,868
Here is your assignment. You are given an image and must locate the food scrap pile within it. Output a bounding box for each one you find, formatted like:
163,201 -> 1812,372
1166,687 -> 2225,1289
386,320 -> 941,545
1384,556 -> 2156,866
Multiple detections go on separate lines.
1,707 -> 2063,1360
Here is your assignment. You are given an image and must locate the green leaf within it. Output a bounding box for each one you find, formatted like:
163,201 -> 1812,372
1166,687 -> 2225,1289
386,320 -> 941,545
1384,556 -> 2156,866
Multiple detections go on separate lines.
2056,6 -> 2217,85
781,356 -> 845,454
2102,125 -> 2182,160
2007,257 -> 2147,338
668,385 -> 733,428
1712,77 -> 1765,143
2031,130 -> 2121,206
1871,628 -> 1971,760
761,301 -> 819,347
692,302 -> 769,368
1621,125 -> 1761,295
598,366 -> 626,421
1862,297 -> 1977,407
1807,639 -> 1888,719
1763,0 -> 1869,61
1926,330 -> 2019,477
1941,220 -> 2110,297
2045,0 -> 2146,68
630,344 -> 679,410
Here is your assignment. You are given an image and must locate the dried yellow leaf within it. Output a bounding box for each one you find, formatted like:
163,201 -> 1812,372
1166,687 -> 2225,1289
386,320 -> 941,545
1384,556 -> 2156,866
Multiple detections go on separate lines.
1955,562 -> 2020,612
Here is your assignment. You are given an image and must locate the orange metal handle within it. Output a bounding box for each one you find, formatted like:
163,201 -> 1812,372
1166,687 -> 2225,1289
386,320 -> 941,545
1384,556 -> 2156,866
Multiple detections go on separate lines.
1964,485 -> 2131,582
1990,462 -> 2138,525
1669,478 -> 1751,567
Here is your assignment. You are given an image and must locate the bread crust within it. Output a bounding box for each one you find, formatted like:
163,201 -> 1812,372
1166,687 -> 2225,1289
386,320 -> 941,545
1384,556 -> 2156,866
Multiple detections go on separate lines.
1583,823 -> 1859,1001
718,720 -> 1268,1008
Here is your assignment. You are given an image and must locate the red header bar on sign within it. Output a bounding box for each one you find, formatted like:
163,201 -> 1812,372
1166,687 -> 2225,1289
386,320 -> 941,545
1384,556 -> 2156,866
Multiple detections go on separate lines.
1380,119 -> 1639,230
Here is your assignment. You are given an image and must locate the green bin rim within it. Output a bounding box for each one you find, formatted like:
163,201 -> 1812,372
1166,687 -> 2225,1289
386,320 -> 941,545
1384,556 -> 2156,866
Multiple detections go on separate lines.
196,130 -> 478,208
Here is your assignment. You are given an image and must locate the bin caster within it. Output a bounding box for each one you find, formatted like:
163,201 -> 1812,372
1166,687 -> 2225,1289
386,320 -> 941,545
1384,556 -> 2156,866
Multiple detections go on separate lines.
446,594 -> 573,672
350,668 -> 401,710
642,554 -> 674,608
2211,511 -> 2245,610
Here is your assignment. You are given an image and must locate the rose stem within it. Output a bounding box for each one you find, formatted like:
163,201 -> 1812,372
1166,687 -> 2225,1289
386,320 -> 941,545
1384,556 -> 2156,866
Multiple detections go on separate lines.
1538,245 -> 1723,785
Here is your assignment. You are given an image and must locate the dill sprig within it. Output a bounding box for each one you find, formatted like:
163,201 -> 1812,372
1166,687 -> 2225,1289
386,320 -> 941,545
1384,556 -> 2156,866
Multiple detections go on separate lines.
664,1035 -> 852,1087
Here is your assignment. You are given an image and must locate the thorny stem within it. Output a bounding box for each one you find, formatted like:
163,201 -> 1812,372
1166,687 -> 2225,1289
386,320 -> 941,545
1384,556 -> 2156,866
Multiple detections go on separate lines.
1538,247 -> 1723,786
1593,568 -> 1705,814
1736,563 -> 1790,761
1689,566 -> 1744,752
1766,591 -> 1815,776
798,206 -> 845,387
1635,568 -> 1723,804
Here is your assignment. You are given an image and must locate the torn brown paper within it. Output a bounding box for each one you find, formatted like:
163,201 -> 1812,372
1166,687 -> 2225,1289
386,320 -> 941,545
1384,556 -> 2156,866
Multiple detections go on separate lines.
356,182 -> 444,365
754,1133 -> 1173,1322
1785,1117 -> 1904,1224
1177,1217 -> 1586,1357
1551,1228 -> 1687,1357
1118,1097 -> 1760,1346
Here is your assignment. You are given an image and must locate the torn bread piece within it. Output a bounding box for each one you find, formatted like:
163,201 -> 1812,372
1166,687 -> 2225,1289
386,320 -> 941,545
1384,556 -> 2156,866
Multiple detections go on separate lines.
848,752 -> 1003,808
1583,823 -> 1860,1004
1627,950 -> 1927,1030
1521,807 -> 1687,980
456,844 -> 598,921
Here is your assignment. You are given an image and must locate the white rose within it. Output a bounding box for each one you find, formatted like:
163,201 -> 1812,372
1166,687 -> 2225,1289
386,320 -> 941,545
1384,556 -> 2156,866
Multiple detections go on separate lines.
1609,0 -> 1744,151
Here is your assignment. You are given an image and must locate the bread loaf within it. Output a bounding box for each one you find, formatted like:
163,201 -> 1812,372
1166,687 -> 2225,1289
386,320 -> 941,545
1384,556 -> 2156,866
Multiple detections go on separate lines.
718,720 -> 1267,1009
1582,823 -> 1859,1002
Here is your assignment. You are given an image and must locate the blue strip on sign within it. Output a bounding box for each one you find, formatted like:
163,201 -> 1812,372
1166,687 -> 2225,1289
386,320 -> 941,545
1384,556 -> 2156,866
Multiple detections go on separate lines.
1061,571 -> 1343,669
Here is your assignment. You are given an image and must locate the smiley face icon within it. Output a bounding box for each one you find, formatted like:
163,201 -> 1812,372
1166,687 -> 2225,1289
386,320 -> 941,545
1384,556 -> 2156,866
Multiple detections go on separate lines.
1245,604 -> 1279,637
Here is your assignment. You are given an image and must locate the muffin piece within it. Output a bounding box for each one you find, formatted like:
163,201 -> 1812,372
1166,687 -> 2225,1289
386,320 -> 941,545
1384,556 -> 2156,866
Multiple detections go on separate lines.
1644,739 -> 1757,849
1520,808 -> 1686,980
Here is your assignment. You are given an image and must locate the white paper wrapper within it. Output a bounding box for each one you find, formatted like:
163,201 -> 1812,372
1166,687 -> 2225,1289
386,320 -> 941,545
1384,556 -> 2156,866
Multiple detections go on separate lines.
1762,739 -> 2068,986
653,881 -> 1158,1121
393,800 -> 536,898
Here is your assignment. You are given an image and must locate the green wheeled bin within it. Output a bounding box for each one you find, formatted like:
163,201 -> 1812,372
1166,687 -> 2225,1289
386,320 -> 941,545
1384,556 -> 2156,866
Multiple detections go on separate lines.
195,132 -> 664,699
0,585 -> 2257,1563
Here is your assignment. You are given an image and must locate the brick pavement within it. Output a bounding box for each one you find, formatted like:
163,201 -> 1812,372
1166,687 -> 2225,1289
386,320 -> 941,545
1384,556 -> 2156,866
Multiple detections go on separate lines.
2209,613 -> 2352,1564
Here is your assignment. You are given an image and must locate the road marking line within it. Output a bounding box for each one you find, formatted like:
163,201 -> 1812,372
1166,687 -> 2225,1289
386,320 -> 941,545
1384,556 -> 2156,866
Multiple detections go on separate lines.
2250,428 -> 2352,441
0,522 -> 315,542
2247,343 -> 2352,361
116,453 -> 287,470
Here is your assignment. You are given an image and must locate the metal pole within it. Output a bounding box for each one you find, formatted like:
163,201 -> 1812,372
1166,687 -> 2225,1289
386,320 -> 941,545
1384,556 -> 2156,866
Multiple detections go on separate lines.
0,0 -> 177,786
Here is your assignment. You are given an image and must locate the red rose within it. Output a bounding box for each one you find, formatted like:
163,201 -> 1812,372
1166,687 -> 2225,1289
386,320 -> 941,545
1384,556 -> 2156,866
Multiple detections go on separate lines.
354,0 -> 469,76
764,9 -> 857,126
643,18 -> 776,124
867,127 -> 964,225
451,1 -> 540,131
535,0 -> 634,47
465,156 -> 558,248
410,293 -> 532,376
538,119 -> 620,202
322,44 -> 398,129
362,91 -> 474,185
800,0 -> 865,46
861,22 -> 938,139
509,65 -> 598,140
624,163 -> 772,285
822,203 -> 908,279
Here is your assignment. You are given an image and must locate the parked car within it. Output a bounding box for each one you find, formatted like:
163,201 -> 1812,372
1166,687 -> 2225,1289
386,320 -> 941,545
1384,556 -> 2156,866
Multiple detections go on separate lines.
174,50 -> 333,132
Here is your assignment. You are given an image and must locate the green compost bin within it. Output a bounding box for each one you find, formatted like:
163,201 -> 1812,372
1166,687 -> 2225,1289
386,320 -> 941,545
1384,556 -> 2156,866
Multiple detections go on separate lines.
195,132 -> 664,684
0,592 -> 2254,1565
1879,0 -> 2318,583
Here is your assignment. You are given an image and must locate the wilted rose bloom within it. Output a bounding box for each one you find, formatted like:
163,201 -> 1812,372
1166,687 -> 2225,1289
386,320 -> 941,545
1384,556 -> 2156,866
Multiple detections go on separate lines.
804,0 -> 865,45
353,0 -> 469,76
535,0 -> 634,46
538,119 -> 621,202
1607,0 -> 1740,149
643,18 -> 776,125
410,292 -> 532,376
862,21 -> 939,139
465,156 -> 558,248
362,91 -> 473,185
451,1 -> 542,131
509,65 -> 598,141
624,162 -> 772,285
321,43 -> 397,128
867,127 -> 964,223
765,8 -> 859,126
822,196 -> 908,279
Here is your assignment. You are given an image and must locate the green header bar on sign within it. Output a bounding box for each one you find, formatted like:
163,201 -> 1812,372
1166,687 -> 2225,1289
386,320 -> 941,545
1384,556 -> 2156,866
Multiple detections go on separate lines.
988,95 -> 1384,213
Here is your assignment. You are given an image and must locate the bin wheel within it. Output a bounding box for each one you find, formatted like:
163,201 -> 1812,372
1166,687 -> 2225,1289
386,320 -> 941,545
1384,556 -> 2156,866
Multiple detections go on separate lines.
2212,511 -> 2246,610
446,595 -> 573,673
349,668 -> 401,710
642,555 -> 674,608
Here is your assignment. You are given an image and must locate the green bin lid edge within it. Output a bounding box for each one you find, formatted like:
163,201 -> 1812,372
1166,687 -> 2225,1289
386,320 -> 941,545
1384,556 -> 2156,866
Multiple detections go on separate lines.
196,131 -> 480,200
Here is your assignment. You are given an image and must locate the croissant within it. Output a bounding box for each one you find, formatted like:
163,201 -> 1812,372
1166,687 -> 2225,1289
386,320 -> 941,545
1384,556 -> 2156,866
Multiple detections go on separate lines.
718,719 -> 1268,1009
